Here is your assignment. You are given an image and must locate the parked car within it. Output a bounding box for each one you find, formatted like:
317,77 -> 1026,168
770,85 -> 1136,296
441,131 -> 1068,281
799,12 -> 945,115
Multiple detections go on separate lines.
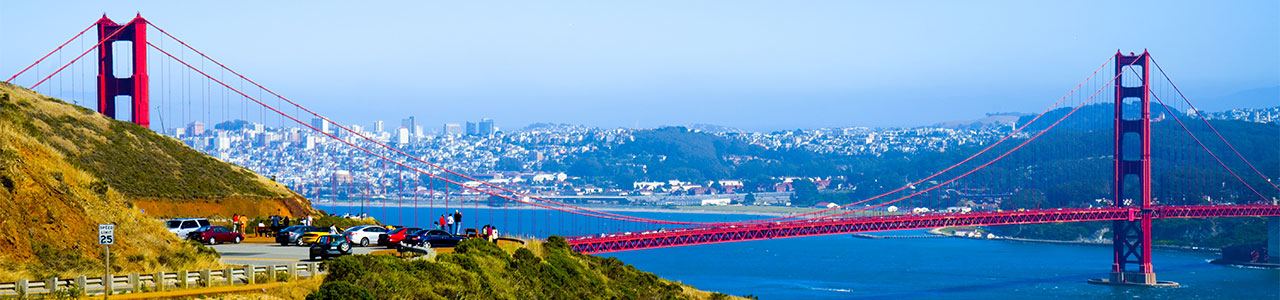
344,225 -> 389,247
165,218 -> 210,238
275,225 -> 325,246
298,231 -> 330,246
309,234 -> 352,261
377,227 -> 422,248
401,229 -> 466,249
187,225 -> 243,244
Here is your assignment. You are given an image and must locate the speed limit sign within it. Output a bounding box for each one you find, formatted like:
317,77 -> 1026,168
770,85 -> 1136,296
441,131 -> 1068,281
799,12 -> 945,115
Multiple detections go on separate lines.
98,224 -> 115,245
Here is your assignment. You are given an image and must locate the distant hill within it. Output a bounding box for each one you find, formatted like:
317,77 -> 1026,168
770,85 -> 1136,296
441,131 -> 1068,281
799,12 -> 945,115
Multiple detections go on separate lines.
0,82 -> 317,281
928,113 -> 1025,130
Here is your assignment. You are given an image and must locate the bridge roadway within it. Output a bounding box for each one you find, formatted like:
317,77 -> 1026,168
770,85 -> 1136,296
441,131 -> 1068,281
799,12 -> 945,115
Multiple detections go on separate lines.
567,204 -> 1280,254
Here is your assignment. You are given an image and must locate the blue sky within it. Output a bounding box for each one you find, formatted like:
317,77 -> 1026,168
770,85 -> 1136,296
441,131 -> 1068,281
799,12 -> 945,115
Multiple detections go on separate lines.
2,1 -> 1277,131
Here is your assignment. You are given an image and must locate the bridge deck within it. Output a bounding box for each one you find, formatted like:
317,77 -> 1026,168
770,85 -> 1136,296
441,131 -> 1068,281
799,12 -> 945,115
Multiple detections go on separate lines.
567,205 -> 1280,254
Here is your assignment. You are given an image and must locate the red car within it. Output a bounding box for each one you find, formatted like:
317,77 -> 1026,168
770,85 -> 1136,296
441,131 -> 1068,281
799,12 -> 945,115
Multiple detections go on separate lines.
378,227 -> 422,248
188,225 -> 244,244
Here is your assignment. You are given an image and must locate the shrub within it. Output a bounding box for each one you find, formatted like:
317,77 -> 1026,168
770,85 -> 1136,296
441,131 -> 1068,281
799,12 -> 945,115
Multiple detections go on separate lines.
307,281 -> 373,300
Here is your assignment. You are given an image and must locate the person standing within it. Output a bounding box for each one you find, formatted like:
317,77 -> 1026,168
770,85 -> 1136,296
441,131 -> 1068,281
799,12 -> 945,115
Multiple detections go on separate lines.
231,214 -> 241,233
437,215 -> 447,231
445,214 -> 455,235
453,210 -> 463,235
306,214 -> 314,226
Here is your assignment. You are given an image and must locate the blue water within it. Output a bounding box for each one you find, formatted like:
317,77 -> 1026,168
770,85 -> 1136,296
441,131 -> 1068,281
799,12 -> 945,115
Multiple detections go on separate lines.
316,204 -> 1280,299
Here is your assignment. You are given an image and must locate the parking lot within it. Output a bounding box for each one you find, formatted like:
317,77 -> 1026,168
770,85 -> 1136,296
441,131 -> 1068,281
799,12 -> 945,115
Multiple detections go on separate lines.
209,240 -> 385,265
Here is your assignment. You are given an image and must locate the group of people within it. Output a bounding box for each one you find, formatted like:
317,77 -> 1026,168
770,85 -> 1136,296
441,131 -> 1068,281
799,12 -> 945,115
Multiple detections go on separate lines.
436,210 -> 464,235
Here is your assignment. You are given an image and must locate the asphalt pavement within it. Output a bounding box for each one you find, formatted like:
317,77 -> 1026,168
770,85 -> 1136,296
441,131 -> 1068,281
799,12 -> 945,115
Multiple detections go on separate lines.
209,241 -> 385,265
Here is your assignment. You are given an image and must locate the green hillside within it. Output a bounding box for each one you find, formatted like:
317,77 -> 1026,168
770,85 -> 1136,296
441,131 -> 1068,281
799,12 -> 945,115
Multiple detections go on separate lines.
309,237 -> 747,300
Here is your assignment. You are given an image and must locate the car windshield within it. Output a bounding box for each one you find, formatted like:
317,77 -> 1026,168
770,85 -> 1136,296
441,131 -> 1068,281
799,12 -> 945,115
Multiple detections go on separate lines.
165,220 -> 181,228
344,226 -> 368,233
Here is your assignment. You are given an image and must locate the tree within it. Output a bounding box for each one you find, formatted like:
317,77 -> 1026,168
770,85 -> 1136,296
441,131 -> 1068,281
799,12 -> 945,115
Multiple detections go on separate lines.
496,157 -> 524,171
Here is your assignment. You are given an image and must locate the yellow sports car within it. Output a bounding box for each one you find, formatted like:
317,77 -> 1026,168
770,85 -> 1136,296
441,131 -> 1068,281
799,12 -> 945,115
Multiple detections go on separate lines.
298,231 -> 330,246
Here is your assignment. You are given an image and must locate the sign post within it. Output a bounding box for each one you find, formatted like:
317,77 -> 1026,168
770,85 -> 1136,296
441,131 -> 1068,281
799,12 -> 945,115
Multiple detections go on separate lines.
98,224 -> 114,299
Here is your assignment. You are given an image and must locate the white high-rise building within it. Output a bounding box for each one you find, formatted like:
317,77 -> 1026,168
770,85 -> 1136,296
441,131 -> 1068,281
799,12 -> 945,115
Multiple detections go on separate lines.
373,120 -> 385,133
397,127 -> 410,144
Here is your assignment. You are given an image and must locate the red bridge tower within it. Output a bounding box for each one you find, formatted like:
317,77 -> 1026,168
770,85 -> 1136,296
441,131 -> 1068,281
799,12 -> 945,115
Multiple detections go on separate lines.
1097,50 -> 1175,287
96,14 -> 149,128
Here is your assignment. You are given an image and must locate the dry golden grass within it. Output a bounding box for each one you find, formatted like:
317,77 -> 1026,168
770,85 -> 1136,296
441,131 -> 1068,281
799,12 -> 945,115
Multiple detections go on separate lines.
0,83 -> 315,282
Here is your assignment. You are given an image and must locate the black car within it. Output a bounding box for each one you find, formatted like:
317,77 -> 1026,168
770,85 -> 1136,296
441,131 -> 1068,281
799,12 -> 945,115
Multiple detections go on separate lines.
275,225 -> 324,246
309,234 -> 352,260
401,229 -> 466,248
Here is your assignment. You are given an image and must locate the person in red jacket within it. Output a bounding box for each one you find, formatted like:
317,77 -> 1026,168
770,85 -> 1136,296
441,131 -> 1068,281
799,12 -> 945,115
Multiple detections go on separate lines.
438,215 -> 448,231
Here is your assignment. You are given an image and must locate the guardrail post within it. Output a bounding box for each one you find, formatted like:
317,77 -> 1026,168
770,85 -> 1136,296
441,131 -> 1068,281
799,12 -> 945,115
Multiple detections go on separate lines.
225,267 -> 234,285
288,263 -> 297,281
16,279 -> 28,298
46,276 -> 59,294
199,269 -> 211,287
266,265 -> 277,282
154,271 -> 166,291
177,270 -> 188,288
104,273 -> 114,295
307,262 -> 318,277
244,265 -> 256,284
130,272 -> 141,293
75,276 -> 86,293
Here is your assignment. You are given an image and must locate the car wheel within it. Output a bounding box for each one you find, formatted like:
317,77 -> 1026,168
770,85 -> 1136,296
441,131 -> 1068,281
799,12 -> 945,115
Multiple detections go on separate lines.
340,243 -> 351,253
209,237 -> 217,245
360,238 -> 369,247
425,241 -> 432,248
310,255 -> 317,261
234,236 -> 242,244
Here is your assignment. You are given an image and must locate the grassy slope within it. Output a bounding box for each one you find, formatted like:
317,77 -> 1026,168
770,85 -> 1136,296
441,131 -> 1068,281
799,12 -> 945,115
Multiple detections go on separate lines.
311,237 -> 747,300
0,82 -> 313,281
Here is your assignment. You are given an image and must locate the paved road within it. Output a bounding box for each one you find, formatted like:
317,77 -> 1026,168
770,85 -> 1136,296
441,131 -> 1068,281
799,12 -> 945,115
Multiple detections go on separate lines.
209,242 -> 386,265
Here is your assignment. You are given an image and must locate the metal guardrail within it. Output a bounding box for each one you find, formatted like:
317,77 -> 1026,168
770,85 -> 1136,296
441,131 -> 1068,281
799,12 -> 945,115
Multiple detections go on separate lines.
0,262 -> 322,298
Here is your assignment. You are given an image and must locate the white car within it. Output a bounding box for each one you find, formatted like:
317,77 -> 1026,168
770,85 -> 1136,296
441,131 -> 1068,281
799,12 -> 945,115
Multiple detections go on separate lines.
343,225 -> 389,246
165,218 -> 210,238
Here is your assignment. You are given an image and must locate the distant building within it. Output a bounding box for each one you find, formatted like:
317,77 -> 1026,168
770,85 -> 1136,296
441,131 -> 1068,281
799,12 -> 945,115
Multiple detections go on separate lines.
397,127 -> 410,144
701,198 -> 732,206
443,123 -> 463,135
215,135 -> 231,150
401,117 -> 416,141
331,170 -> 354,184
479,118 -> 495,136
311,118 -> 330,133
373,120 -> 384,133
187,121 -> 206,136
466,122 -> 478,135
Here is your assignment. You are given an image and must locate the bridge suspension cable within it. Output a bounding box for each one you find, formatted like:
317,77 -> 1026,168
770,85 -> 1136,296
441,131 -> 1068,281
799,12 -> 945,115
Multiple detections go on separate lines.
1149,58 -> 1280,193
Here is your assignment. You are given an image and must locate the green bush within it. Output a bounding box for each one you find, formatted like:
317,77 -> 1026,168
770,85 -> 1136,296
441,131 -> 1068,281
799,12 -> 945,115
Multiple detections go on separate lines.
315,237 -> 693,299
307,281 -> 373,300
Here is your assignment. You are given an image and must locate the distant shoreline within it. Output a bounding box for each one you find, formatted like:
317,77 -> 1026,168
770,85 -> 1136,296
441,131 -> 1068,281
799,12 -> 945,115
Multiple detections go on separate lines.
928,227 -> 1220,253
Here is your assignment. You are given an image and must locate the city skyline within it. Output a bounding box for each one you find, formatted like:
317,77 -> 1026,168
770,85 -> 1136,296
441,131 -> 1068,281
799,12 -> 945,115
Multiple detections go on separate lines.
2,1 -> 1277,131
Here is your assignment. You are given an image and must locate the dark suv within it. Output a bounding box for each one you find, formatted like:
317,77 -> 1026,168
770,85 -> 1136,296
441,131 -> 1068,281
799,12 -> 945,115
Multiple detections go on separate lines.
275,225 -> 325,246
309,234 -> 352,260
